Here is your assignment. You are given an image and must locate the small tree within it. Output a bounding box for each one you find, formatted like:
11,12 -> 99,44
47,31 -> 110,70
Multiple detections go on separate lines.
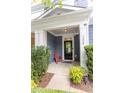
32,0 -> 62,8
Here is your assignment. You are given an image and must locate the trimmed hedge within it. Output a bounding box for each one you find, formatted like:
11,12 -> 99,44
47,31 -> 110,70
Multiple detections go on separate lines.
31,46 -> 50,83
84,45 -> 93,81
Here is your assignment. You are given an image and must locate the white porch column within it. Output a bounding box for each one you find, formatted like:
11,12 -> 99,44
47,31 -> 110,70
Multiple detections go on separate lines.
79,22 -> 89,68
35,30 -> 47,47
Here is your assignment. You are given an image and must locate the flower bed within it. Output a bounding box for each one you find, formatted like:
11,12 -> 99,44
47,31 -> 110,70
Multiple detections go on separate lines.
70,80 -> 93,93
38,72 -> 54,88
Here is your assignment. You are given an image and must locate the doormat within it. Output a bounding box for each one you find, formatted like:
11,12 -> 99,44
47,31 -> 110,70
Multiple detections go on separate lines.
62,61 -> 72,63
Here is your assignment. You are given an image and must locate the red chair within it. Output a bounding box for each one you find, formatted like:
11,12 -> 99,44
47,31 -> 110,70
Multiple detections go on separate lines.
54,51 -> 61,64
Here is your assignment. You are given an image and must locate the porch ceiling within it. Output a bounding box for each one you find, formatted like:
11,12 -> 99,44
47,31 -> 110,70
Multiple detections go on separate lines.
48,25 -> 79,36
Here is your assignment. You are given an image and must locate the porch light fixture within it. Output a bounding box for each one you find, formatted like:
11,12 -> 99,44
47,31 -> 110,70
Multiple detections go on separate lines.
64,27 -> 67,32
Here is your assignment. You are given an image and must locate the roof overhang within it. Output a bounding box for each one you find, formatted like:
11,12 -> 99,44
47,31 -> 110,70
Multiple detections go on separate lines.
31,4 -> 87,20
31,7 -> 92,31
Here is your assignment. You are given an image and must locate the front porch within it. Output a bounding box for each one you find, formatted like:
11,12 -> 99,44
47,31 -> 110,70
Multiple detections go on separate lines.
47,25 -> 80,63
31,8 -> 92,67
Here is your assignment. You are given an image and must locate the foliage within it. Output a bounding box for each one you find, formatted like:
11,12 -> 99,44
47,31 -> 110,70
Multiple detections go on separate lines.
31,88 -> 75,93
31,46 -> 51,83
84,45 -> 93,81
70,66 -> 85,84
31,80 -> 37,88
32,0 -> 62,8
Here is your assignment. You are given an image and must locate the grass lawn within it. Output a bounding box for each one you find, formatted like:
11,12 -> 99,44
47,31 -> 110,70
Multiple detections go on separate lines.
31,88 -> 75,93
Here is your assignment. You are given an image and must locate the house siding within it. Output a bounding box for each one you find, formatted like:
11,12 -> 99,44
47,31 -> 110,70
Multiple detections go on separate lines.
47,32 -> 56,62
74,0 -> 88,7
74,34 -> 80,61
56,36 -> 62,58
89,25 -> 93,44
47,32 -> 62,62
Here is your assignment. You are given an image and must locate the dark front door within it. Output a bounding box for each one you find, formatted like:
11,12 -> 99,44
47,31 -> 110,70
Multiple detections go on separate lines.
64,41 -> 73,60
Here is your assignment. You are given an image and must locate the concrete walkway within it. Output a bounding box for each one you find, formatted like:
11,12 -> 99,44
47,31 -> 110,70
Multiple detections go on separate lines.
46,62 -> 88,93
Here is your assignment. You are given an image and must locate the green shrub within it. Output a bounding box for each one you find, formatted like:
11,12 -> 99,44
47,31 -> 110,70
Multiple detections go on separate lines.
84,45 -> 93,81
70,66 -> 85,84
31,46 -> 50,83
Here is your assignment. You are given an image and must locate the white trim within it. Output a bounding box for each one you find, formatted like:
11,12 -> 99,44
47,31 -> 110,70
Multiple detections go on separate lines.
79,22 -> 88,68
32,8 -> 92,31
86,22 -> 89,45
79,24 -> 83,67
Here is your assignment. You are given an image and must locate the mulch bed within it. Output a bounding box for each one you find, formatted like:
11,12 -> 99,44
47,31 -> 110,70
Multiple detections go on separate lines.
38,72 -> 54,88
70,80 -> 93,93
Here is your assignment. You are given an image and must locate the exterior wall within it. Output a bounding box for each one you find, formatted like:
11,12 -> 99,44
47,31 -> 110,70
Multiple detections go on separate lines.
35,30 -> 47,47
56,36 -> 62,58
47,32 -> 62,62
74,34 -> 80,61
47,32 -> 56,62
89,24 -> 93,44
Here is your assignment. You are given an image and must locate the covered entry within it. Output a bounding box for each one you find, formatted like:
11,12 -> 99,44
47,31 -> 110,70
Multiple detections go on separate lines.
31,8 -> 92,67
47,25 -> 80,63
